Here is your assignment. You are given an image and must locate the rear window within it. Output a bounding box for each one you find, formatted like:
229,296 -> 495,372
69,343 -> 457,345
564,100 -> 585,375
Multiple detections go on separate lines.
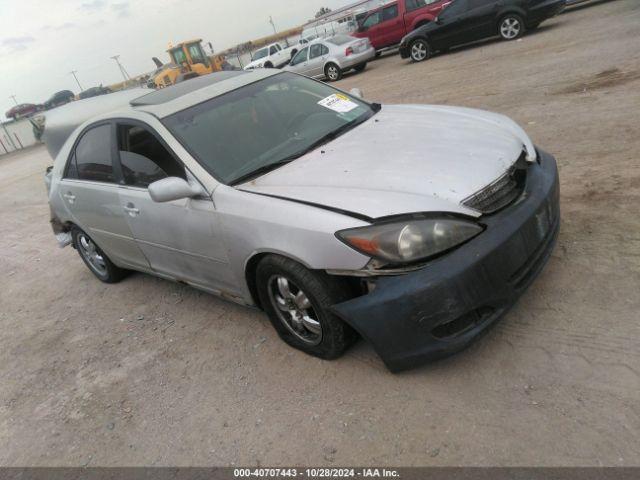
327,35 -> 354,46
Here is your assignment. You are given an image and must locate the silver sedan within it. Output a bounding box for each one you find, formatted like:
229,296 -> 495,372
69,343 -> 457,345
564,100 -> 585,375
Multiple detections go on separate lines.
283,35 -> 375,81
43,70 -> 559,372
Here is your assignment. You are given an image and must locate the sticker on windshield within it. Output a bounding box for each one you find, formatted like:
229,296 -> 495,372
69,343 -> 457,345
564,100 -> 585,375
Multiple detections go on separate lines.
318,94 -> 359,113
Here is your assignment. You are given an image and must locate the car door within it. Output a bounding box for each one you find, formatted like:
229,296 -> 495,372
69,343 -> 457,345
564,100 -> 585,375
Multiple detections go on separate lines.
57,122 -> 150,270
463,0 -> 501,39
113,121 -> 238,295
307,43 -> 330,78
378,3 -> 406,46
269,44 -> 281,66
359,10 -> 384,49
429,0 -> 472,49
288,47 -> 310,75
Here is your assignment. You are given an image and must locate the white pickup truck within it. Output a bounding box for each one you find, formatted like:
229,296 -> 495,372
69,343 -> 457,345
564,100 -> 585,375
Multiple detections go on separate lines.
244,42 -> 298,70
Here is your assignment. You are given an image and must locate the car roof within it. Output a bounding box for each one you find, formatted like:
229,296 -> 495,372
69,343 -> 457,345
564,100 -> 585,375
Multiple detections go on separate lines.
132,68 -> 280,119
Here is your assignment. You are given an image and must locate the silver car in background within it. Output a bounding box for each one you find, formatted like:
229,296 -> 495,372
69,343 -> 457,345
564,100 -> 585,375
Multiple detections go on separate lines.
284,35 -> 375,81
44,70 -> 560,372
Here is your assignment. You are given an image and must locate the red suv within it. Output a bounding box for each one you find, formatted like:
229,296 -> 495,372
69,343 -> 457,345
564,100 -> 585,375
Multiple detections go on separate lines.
353,0 -> 452,52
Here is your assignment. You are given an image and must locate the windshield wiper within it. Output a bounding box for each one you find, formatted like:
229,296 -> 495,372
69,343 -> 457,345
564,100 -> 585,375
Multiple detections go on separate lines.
230,159 -> 295,186
230,112 -> 374,186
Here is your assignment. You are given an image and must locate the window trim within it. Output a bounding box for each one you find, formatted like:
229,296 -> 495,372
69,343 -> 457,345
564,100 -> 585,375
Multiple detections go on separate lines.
63,121 -> 122,185
382,3 -> 400,21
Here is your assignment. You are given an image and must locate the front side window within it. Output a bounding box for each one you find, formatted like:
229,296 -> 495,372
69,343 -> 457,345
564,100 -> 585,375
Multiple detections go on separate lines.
269,45 -> 278,55
117,124 -> 185,189
163,72 -> 377,185
362,11 -> 381,28
290,47 -> 309,65
67,124 -> 114,183
382,4 -> 399,21
439,0 -> 467,18
171,48 -> 187,65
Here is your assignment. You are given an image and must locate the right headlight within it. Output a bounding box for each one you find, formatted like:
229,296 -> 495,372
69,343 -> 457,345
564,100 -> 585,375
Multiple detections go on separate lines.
336,217 -> 483,264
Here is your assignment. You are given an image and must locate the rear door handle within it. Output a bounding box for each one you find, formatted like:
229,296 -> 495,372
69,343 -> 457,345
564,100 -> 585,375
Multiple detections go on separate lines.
63,192 -> 76,204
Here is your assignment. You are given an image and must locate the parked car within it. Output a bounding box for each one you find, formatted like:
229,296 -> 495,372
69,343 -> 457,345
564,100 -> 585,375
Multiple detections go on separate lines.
353,0 -> 453,53
45,90 -> 75,110
79,86 -> 111,100
44,70 -> 560,372
244,42 -> 297,70
400,0 -> 566,62
284,35 -> 375,81
5,103 -> 39,120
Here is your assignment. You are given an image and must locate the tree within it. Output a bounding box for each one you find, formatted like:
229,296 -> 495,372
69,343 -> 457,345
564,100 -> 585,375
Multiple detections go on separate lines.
315,7 -> 332,18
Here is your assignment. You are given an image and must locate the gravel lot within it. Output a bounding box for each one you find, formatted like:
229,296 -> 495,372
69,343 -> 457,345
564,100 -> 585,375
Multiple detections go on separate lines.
1,0 -> 639,467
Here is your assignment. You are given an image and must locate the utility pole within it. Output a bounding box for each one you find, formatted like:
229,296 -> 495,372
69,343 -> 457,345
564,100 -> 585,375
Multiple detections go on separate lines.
111,55 -> 130,81
70,70 -> 83,91
9,95 -> 18,106
269,16 -> 277,35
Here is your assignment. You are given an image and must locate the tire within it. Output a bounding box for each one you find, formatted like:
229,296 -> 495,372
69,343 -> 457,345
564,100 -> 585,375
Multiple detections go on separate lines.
409,38 -> 431,62
324,62 -> 343,81
256,255 -> 358,360
264,62 -> 274,69
353,63 -> 367,73
71,227 -> 128,283
499,14 -> 525,40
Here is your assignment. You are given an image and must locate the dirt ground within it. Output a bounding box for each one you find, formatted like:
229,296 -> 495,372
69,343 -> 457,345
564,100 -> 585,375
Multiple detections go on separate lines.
1,0 -> 639,467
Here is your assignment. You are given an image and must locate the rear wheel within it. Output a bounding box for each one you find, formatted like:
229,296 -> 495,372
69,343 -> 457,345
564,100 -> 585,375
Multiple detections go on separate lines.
499,14 -> 525,40
325,62 -> 342,81
353,63 -> 367,73
72,227 -> 128,283
409,38 -> 431,62
256,255 -> 357,360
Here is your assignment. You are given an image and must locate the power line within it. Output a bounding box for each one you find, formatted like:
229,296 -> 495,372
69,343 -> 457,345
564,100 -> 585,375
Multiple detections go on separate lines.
9,95 -> 18,106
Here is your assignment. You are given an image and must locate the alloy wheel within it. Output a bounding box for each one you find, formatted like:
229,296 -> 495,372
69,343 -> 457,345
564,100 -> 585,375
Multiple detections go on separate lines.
78,233 -> 107,276
411,41 -> 428,62
327,65 -> 339,81
500,17 -> 522,39
267,275 -> 322,345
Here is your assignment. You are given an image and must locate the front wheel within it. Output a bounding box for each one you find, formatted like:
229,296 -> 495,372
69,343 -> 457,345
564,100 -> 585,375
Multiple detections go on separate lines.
499,14 -> 525,40
72,227 -> 128,283
409,38 -> 431,62
256,255 -> 358,360
325,63 -> 342,81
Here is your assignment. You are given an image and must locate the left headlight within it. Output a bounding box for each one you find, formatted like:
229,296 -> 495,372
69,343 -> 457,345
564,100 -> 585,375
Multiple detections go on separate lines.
336,217 -> 483,264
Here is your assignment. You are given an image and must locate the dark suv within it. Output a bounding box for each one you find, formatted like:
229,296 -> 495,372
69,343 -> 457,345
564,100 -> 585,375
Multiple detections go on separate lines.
399,0 -> 566,62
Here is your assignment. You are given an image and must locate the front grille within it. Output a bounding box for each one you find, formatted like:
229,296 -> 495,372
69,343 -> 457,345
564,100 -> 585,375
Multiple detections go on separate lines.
462,160 -> 527,214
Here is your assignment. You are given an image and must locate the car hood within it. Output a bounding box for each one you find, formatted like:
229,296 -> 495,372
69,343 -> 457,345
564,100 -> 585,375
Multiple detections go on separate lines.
238,104 -> 537,219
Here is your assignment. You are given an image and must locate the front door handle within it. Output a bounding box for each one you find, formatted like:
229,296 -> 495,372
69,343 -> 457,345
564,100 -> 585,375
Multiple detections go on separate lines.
63,192 -> 76,204
124,203 -> 140,217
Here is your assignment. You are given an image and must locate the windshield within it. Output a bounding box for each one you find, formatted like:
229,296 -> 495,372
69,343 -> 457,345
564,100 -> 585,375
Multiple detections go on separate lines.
252,48 -> 269,60
163,72 -> 376,185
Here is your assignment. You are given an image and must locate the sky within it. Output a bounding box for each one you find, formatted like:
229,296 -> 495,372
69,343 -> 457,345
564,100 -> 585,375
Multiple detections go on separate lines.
0,0 -> 350,120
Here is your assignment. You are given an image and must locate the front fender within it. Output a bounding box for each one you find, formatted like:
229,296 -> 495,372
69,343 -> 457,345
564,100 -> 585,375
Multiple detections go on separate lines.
409,13 -> 436,30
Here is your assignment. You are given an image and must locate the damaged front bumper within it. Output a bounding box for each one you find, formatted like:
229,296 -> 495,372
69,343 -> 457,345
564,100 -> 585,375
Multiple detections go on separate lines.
332,148 -> 560,372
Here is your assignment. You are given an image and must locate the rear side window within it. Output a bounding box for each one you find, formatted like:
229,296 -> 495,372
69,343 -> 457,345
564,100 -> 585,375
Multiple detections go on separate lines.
67,124 -> 115,183
309,43 -> 329,59
117,124 -> 185,188
382,4 -> 399,21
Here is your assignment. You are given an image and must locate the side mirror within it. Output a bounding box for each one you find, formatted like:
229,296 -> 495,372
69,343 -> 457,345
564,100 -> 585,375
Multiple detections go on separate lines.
148,177 -> 204,203
349,88 -> 364,99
